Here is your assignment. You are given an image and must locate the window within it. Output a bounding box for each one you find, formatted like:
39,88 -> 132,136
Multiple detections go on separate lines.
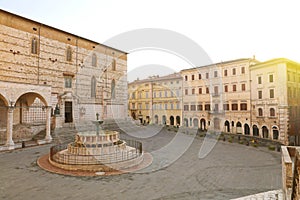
185,89 -> 188,95
146,92 -> 149,98
241,67 -> 245,74
138,103 -> 142,109
184,105 -> 189,111
64,76 -> 72,88
165,91 -> 168,97
165,104 -> 168,110
232,103 -> 238,110
112,59 -> 116,71
214,104 -> 219,111
92,53 -> 97,67
146,103 -> 149,109
138,92 -> 142,99
176,102 -> 180,109
224,85 -> 228,92
185,75 -> 188,81
31,38 -> 38,54
223,104 -> 229,111
206,87 -> 209,94
198,74 -> 202,79
191,105 -> 196,111
205,104 -> 210,111
159,91 -> 162,97
206,73 -> 209,79
258,91 -> 262,99
269,74 -> 273,83
132,103 -> 135,109
241,83 -> 246,91
232,68 -> 236,75
91,76 -> 96,97
258,108 -> 263,116
240,103 -> 247,110
214,86 -> 218,95
214,71 -> 218,77
170,103 -> 173,109
232,84 -> 237,92
224,69 -> 228,76
192,75 -> 195,80
111,79 -> 116,99
270,108 -> 275,117
199,88 -> 202,94
132,92 -> 136,99
258,76 -> 262,84
192,88 -> 195,95
197,104 -> 203,111
66,47 -> 72,61
269,89 -> 274,98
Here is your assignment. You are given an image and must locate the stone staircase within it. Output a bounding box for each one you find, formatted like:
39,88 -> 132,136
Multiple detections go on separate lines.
232,189 -> 283,200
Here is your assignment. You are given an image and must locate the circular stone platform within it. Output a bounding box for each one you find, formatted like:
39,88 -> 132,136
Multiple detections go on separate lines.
37,152 -> 153,176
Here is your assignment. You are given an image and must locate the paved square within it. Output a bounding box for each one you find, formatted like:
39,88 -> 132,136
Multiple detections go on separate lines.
0,128 -> 281,200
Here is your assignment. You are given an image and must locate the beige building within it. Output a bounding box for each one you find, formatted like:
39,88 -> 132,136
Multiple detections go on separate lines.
128,73 -> 182,126
181,58 -> 258,133
250,58 -> 300,145
0,9 -> 128,149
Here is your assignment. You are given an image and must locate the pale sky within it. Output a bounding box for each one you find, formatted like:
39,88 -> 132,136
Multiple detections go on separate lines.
1,0 -> 299,81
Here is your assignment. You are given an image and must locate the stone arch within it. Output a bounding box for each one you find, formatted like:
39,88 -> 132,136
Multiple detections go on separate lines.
183,118 -> 189,127
193,118 -> 199,128
200,118 -> 206,130
0,94 -> 9,127
236,121 -> 242,134
272,126 -> 279,140
244,123 -> 250,135
170,116 -> 175,126
162,115 -> 167,125
262,126 -> 269,138
154,115 -> 159,124
224,120 -> 230,132
253,125 -> 259,137
176,116 -> 180,126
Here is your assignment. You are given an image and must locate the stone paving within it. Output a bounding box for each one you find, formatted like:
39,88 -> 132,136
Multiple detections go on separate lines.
0,127 -> 282,200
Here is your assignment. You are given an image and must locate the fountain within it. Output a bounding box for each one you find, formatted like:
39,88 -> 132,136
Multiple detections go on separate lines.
45,120 -> 147,174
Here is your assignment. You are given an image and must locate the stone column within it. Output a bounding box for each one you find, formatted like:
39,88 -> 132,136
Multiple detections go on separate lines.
6,107 -> 14,149
45,106 -> 52,142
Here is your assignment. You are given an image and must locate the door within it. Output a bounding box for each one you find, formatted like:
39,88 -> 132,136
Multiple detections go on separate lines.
65,102 -> 73,123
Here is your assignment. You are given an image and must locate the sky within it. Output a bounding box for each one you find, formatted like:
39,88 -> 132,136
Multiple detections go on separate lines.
1,0 -> 300,81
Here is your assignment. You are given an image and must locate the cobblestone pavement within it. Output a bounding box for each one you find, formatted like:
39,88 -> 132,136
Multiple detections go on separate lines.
0,128 -> 282,200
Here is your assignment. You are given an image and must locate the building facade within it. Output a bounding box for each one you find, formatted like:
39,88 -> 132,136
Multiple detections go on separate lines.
181,58 -> 258,134
128,73 -> 182,126
0,10 -> 128,149
250,58 -> 300,145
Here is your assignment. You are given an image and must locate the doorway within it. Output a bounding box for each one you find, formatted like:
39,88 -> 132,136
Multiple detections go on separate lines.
65,102 -> 73,123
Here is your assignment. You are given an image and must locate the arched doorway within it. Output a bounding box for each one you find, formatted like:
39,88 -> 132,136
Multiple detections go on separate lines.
154,115 -> 159,124
184,118 -> 188,127
162,115 -> 167,125
236,121 -> 242,134
131,112 -> 136,120
176,116 -> 180,126
253,125 -> 259,137
262,126 -> 269,138
193,118 -> 199,128
200,118 -> 206,130
0,96 -> 8,128
224,120 -> 230,132
272,126 -> 279,140
170,116 -> 174,126
214,118 -> 220,130
244,124 -> 250,135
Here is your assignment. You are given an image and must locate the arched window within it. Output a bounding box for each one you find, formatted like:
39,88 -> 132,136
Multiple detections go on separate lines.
31,38 -> 38,54
258,108 -> 263,116
112,59 -> 116,71
66,47 -> 72,61
92,53 -> 97,67
111,79 -> 116,99
270,108 -> 275,117
91,76 -> 96,98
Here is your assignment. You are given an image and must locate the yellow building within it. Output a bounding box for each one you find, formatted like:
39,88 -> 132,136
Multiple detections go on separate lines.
128,73 -> 182,126
250,58 -> 300,145
0,9 -> 128,149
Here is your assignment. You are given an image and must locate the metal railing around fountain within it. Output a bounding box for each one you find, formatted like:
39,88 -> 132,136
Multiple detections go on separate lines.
49,139 -> 143,165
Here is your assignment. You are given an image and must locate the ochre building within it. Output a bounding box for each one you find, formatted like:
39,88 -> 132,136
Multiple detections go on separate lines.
0,10 -> 128,149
